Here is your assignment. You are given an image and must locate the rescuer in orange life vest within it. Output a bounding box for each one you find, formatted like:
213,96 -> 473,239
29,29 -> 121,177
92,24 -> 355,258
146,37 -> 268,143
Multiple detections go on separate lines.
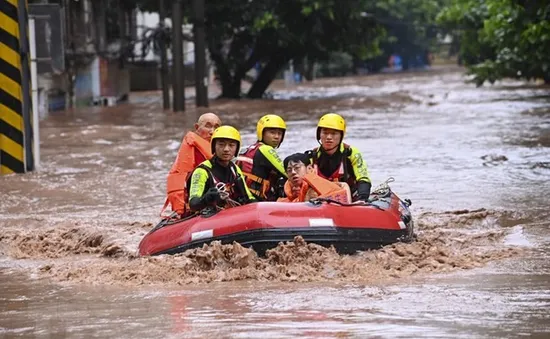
307,113 -> 372,202
277,153 -> 352,203
187,126 -> 256,211
162,113 -> 221,216
236,114 -> 287,201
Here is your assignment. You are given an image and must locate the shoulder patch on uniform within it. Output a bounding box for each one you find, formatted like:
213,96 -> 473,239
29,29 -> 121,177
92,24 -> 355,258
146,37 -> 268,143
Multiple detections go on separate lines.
353,152 -> 364,167
267,148 -> 282,161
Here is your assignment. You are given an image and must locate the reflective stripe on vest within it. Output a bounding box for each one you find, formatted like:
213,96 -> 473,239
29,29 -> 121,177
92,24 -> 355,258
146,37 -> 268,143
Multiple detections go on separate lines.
312,144 -> 356,187
242,172 -> 270,198
237,143 -> 260,174
236,142 -> 271,198
314,162 -> 344,182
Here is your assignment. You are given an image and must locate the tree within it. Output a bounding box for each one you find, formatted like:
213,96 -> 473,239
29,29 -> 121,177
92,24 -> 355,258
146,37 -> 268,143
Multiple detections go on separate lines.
136,0 -> 384,98
204,0 -> 386,98
438,0 -> 550,85
135,0 -> 450,98
243,0 -> 384,98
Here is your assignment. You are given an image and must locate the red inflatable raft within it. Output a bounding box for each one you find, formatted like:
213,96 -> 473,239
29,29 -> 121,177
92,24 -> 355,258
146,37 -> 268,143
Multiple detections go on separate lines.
138,188 -> 414,256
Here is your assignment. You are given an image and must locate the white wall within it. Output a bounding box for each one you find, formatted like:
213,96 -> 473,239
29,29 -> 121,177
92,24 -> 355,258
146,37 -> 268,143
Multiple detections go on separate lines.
134,10 -> 195,64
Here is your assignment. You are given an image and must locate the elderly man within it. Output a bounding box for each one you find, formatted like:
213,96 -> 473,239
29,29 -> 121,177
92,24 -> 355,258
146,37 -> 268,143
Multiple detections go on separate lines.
278,153 -> 350,203
162,112 -> 222,216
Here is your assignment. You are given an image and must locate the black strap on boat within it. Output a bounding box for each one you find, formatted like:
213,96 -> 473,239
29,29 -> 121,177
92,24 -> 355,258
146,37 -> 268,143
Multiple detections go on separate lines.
148,210 -> 200,234
308,197 -> 384,210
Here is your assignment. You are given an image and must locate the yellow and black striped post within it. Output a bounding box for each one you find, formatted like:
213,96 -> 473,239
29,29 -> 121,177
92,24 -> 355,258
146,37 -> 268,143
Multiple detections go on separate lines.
0,0 -> 33,174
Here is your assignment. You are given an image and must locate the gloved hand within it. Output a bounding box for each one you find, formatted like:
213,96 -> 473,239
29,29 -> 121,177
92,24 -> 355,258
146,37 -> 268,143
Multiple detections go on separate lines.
274,177 -> 287,199
237,196 -> 257,205
303,150 -> 314,159
203,187 -> 221,204
356,195 -> 370,203
356,181 -> 372,203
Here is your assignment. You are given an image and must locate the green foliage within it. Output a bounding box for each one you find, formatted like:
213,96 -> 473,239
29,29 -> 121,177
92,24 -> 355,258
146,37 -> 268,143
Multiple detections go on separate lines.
317,52 -> 354,77
133,0 -> 449,97
438,0 -> 550,85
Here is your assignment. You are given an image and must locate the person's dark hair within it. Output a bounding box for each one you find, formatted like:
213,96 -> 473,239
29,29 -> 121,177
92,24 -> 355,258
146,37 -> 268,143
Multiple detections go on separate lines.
283,153 -> 310,170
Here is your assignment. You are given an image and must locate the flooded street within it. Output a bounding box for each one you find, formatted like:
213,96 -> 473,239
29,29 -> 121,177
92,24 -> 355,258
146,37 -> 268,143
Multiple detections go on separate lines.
1,67 -> 549,338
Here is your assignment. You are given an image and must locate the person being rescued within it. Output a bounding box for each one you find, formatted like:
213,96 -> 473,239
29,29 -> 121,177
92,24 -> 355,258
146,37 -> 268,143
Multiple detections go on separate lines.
187,125 -> 256,212
163,113 -> 222,217
307,113 -> 372,202
277,153 -> 351,203
236,114 -> 287,201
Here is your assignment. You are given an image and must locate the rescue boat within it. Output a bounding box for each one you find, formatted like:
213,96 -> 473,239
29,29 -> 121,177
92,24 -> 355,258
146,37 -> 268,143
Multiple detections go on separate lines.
138,185 -> 414,256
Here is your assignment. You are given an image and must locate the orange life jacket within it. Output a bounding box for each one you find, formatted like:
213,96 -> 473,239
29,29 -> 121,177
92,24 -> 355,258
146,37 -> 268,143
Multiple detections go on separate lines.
162,131 -> 212,216
278,173 -> 350,203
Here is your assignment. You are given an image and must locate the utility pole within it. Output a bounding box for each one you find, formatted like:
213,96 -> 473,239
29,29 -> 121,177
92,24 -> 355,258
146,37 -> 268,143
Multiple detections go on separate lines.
172,0 -> 185,112
18,0 -> 34,171
159,0 -> 170,110
193,0 -> 208,107
1,0 -> 35,174
94,0 -> 106,52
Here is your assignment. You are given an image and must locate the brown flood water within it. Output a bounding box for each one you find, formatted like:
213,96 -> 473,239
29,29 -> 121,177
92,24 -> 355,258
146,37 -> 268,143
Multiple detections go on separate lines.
1,67 -> 550,338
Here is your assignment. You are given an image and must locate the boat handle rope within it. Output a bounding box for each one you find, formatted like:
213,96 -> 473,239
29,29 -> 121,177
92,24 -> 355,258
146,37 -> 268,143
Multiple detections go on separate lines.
215,182 -> 241,208
309,197 -> 384,210
371,177 -> 412,207
371,176 -> 395,195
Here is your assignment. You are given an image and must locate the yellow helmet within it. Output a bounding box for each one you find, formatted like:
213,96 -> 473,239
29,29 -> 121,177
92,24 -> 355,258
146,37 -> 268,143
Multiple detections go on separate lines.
256,114 -> 286,146
211,125 -> 241,156
316,113 -> 346,141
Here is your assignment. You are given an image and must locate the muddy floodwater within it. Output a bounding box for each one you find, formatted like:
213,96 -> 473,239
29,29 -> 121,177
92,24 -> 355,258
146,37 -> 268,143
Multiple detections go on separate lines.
1,67 -> 549,338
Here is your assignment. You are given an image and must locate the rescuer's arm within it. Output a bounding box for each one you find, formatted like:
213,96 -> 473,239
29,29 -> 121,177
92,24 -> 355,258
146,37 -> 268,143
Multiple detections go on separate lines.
349,147 -> 372,201
188,168 -> 220,211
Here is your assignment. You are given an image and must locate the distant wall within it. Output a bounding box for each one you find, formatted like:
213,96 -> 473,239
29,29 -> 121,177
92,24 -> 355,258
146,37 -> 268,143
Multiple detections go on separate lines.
129,61 -> 196,91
